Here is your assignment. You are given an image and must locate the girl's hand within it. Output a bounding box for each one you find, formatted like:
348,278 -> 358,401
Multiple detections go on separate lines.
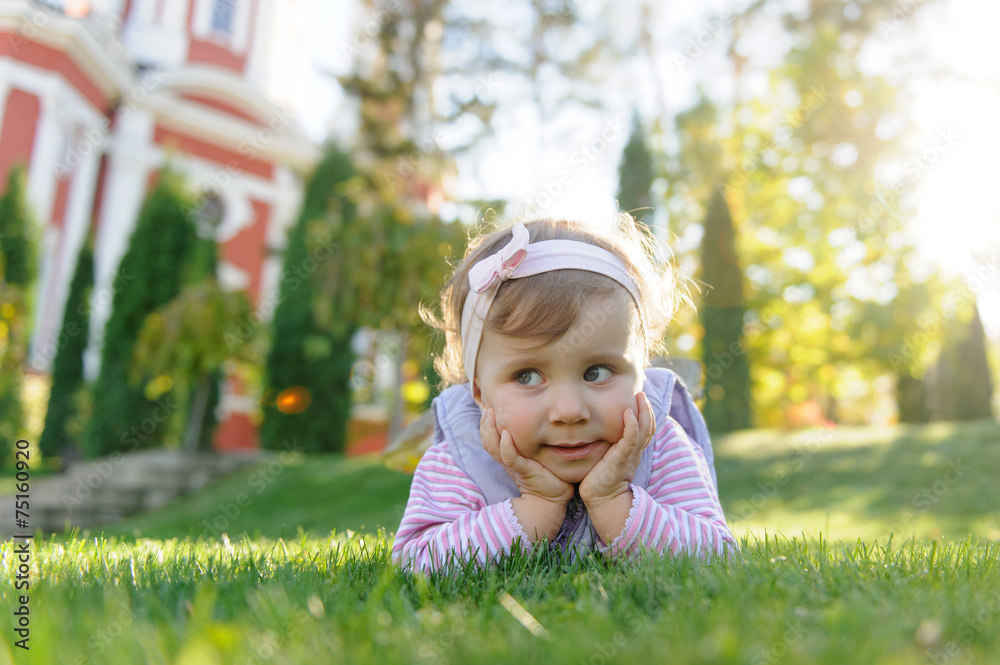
480,407 -> 575,507
579,392 -> 654,509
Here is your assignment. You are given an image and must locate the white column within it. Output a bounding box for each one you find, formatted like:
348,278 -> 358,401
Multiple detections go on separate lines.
29,226 -> 61,364
83,106 -> 156,381
26,78 -> 65,230
26,82 -> 68,370
164,0 -> 192,32
29,126 -> 103,371
259,163 -> 301,321
0,61 -> 12,132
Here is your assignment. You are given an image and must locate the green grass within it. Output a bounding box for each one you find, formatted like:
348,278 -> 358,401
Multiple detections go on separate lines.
2,534 -> 999,664
83,417 -> 1000,544
4,419 -> 1000,663
714,418 -> 1000,542
82,453 -> 415,542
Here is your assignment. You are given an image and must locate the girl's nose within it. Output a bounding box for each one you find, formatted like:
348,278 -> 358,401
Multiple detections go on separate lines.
548,383 -> 590,425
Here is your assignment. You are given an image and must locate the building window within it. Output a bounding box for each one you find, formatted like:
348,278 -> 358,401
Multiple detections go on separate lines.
37,0 -> 90,18
210,0 -> 237,35
194,192 -> 225,237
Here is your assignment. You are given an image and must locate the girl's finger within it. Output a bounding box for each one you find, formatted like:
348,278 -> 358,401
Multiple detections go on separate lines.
482,408 -> 501,461
499,429 -> 518,469
638,392 -> 654,443
623,407 -> 637,444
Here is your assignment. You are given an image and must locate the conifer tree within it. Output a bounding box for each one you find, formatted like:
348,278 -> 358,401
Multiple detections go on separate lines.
699,187 -> 752,432
0,166 -> 35,287
932,300 -> 994,421
38,236 -> 93,459
259,146 -> 358,453
129,204 -> 228,453
951,303 -> 993,420
82,170 -> 197,457
0,165 -> 36,464
181,211 -> 222,451
616,113 -> 655,228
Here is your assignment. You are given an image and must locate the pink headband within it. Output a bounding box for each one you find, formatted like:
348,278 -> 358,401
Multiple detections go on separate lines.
461,222 -> 642,391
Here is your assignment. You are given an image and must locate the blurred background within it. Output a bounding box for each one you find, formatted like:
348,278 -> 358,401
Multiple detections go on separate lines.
0,0 -> 997,494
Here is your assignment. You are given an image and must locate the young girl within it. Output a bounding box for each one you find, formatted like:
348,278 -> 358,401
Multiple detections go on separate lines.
392,215 -> 736,572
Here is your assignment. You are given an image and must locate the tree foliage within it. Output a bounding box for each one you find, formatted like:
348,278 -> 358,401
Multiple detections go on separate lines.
656,0 -> 952,426
930,300 -> 994,422
38,236 -> 93,459
260,144 -> 467,453
259,146 -> 358,454
0,166 -> 36,288
131,279 -> 255,451
0,165 -> 36,463
699,188 -> 752,432
82,169 -> 198,457
616,113 -> 655,227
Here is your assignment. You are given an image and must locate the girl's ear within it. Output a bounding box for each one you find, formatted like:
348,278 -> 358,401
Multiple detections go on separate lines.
472,379 -> 485,410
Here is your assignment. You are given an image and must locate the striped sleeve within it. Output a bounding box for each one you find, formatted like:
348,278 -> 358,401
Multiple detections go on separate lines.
600,417 -> 737,559
392,441 -> 533,572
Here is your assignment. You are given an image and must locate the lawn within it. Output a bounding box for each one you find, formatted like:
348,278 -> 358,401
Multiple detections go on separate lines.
83,453 -> 416,542
2,419 -> 999,664
86,417 -> 1000,544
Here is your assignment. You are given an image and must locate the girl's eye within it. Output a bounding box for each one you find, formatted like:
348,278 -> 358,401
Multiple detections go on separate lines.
584,365 -> 613,382
514,370 -> 542,386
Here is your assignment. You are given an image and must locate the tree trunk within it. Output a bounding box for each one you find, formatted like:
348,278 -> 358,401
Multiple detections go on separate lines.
184,375 -> 211,453
387,331 -> 409,448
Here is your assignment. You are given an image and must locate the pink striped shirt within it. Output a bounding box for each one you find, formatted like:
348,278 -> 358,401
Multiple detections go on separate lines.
393,417 -> 736,572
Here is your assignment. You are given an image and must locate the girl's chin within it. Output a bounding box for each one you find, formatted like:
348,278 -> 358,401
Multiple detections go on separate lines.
548,459 -> 603,485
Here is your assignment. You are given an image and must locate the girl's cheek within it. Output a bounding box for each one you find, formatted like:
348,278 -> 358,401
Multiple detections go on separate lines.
492,406 -> 509,432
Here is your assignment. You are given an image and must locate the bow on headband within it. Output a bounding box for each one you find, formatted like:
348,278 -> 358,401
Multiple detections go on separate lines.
468,222 -> 530,293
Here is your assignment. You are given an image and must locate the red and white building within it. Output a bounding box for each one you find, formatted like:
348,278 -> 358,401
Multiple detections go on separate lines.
0,0 -> 320,451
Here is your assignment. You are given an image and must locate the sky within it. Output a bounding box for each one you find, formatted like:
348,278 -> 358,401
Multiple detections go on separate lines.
278,0 -> 1000,337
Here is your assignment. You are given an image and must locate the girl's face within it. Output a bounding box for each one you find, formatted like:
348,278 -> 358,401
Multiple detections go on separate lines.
473,294 -> 645,484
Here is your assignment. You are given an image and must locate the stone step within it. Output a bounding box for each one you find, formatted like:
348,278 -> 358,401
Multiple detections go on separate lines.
0,449 -> 262,536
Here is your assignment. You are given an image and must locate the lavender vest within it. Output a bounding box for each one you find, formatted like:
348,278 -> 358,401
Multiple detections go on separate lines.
431,367 -> 716,558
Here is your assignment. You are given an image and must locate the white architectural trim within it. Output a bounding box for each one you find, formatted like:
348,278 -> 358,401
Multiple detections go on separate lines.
26,76 -> 66,228
245,0 -> 272,85
3,60 -> 108,371
30,225 -> 60,369
128,0 -> 156,22
163,0 -> 192,31
217,387 -> 257,418
161,65 -> 273,122
264,164 -> 301,250
120,0 -> 191,70
258,164 -> 302,321
4,60 -> 104,128
218,260 -> 250,291
191,0 -> 212,38
29,134 -> 101,371
232,0 -> 253,53
146,90 -> 316,173
0,60 -> 12,130
91,0 -> 127,24
147,145 -> 290,213
0,0 -> 133,97
6,62 -> 104,219
83,104 -> 157,381
141,66 -> 319,174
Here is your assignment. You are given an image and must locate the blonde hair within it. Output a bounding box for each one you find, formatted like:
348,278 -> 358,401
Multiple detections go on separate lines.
420,214 -> 690,389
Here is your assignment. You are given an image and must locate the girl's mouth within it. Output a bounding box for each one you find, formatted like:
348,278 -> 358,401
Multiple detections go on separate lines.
544,441 -> 602,460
